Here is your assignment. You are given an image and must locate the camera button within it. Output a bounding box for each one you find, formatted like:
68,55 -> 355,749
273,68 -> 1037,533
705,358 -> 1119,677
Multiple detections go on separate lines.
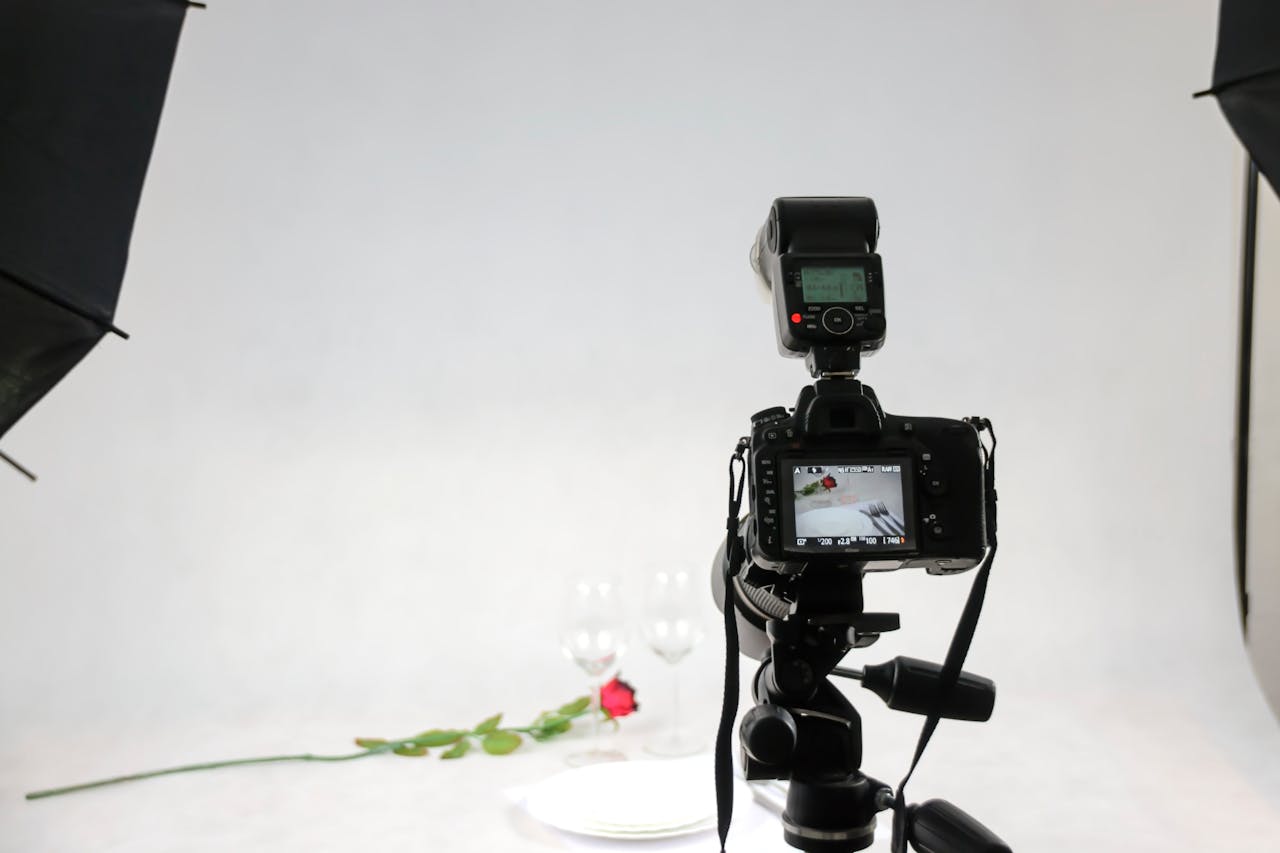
922,463 -> 948,496
821,307 -> 854,335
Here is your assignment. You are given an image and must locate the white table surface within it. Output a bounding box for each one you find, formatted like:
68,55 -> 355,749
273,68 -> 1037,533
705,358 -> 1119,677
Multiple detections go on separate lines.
6,681 -> 1280,852
4,712 -> 776,853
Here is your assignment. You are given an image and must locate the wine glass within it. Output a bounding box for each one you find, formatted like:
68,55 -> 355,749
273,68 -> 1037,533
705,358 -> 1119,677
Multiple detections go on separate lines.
558,576 -> 628,766
640,568 -> 707,756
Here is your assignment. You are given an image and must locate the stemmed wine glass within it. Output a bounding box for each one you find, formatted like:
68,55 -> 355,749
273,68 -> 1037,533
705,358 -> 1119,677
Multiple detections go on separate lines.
558,576 -> 628,766
640,568 -> 707,756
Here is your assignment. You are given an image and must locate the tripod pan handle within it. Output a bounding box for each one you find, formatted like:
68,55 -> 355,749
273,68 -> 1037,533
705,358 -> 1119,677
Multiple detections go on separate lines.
908,799 -> 1011,853
862,656 -> 995,721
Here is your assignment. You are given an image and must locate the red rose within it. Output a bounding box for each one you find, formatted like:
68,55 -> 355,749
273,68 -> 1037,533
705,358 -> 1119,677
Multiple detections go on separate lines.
821,475 -> 837,489
599,676 -> 638,718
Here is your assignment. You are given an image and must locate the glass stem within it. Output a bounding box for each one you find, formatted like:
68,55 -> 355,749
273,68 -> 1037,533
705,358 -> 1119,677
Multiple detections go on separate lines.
591,677 -> 602,749
670,664 -> 682,741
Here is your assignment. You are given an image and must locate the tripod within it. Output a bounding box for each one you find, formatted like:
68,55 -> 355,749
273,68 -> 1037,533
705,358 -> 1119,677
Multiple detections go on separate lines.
734,571 -> 1010,853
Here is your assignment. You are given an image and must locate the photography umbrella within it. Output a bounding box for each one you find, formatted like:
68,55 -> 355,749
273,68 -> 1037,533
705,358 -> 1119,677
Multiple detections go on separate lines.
1198,2 -> 1280,195
1196,0 -> 1280,715
0,0 -> 194,480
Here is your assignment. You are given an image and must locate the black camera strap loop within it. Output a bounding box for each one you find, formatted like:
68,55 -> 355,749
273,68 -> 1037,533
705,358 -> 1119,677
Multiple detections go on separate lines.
716,438 -> 750,853
891,418 -> 998,853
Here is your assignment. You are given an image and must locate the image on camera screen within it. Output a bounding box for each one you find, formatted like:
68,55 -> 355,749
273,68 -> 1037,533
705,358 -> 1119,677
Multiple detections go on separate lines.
787,461 -> 911,549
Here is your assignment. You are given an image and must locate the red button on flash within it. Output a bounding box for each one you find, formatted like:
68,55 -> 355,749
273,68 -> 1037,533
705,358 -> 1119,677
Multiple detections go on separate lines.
790,312 -> 802,324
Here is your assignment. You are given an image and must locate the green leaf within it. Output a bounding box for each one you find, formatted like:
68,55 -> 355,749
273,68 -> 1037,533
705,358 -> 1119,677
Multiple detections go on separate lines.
412,729 -> 465,747
474,714 -> 502,734
532,716 -> 571,741
540,715 -> 571,735
440,739 -> 471,760
481,731 -> 522,755
392,745 -> 428,757
354,737 -> 387,749
557,697 -> 591,716
796,480 -> 822,497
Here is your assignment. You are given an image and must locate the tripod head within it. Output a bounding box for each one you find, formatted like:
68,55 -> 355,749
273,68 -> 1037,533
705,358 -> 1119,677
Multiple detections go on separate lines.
736,571 -> 889,852
714,545 -> 1008,852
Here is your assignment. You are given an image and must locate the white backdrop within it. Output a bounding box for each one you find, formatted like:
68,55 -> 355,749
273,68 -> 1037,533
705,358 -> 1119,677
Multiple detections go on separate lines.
3,1 -> 1280,850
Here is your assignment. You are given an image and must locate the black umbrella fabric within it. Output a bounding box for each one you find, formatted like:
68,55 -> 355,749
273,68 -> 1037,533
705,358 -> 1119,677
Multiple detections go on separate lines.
1199,1 -> 1280,195
0,0 -> 191,476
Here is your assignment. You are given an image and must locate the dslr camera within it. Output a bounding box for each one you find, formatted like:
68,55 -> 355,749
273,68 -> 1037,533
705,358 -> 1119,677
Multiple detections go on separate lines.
745,196 -> 989,578
711,198 -> 1008,853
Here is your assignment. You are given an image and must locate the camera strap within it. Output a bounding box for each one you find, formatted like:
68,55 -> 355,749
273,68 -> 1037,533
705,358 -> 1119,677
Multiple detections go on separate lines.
716,437 -> 750,853
890,417 -> 998,853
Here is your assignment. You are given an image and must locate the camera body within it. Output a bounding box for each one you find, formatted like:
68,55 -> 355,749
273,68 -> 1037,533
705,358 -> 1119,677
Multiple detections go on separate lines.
745,197 -> 990,575
747,383 -> 988,574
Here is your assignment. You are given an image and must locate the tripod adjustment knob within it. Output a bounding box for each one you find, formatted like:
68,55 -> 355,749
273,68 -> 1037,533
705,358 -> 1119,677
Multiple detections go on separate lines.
740,704 -> 797,768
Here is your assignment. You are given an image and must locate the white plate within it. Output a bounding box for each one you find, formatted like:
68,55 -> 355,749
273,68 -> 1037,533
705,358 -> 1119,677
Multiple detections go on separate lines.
524,756 -> 737,840
551,817 -> 717,842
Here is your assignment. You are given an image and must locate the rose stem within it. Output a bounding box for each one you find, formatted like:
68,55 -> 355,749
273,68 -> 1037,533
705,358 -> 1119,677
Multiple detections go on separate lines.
25,743 -> 398,800
26,703 -> 597,801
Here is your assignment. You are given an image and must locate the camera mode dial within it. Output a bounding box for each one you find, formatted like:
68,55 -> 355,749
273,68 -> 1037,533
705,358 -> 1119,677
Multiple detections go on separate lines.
751,407 -> 790,429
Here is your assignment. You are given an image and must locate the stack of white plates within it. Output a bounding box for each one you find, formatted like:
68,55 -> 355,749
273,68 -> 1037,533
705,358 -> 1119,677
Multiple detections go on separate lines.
524,757 -> 724,840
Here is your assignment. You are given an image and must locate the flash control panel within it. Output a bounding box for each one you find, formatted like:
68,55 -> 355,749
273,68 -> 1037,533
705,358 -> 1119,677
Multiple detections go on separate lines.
775,254 -> 887,354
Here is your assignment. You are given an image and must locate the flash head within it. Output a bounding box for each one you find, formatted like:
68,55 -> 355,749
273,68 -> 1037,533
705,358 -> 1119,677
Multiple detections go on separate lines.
751,198 -> 887,377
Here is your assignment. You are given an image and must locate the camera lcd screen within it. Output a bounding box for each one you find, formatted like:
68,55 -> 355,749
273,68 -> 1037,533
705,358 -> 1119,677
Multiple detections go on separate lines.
800,266 -> 868,303
782,459 -> 915,553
